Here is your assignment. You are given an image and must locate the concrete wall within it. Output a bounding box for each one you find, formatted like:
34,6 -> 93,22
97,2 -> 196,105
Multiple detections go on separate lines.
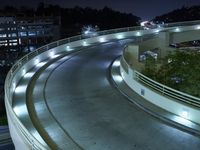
170,30 -> 200,44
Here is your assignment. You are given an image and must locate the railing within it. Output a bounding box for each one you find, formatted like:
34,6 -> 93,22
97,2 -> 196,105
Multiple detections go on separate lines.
135,71 -> 200,107
5,19 -> 200,149
164,20 -> 200,28
121,50 -> 200,108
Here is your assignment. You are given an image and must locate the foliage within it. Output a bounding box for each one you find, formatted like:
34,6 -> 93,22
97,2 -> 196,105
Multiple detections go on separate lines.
141,56 -> 157,80
0,3 -> 141,37
153,5 -> 200,23
143,50 -> 200,97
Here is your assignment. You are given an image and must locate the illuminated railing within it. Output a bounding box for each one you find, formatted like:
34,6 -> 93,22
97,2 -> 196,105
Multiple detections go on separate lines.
5,19 -> 200,149
121,51 -> 200,108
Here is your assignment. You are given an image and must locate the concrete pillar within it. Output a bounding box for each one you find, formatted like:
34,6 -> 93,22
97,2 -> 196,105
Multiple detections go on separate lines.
158,31 -> 170,58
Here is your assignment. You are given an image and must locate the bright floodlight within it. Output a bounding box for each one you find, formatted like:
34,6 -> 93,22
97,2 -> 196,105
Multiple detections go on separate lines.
22,68 -> 26,75
113,74 -> 123,82
36,61 -> 47,67
35,58 -> 39,65
116,34 -> 124,39
50,51 -> 54,58
83,41 -> 88,46
49,51 -> 60,58
136,32 -> 141,36
99,37 -> 105,43
24,72 -> 34,78
13,105 -> 26,116
113,60 -> 120,67
180,110 -> 188,119
175,28 -> 180,32
66,45 -> 73,51
15,85 -> 26,94
197,26 -> 200,30
12,82 -> 16,91
155,29 -> 160,33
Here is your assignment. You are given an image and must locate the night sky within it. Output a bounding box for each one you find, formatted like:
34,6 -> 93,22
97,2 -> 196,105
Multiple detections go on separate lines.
1,0 -> 200,20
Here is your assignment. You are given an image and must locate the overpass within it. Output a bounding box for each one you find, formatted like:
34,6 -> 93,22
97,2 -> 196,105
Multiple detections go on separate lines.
5,20 -> 200,149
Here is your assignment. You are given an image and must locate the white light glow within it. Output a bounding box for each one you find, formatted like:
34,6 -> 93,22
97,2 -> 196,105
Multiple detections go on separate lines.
175,28 -> 180,32
66,45 -> 72,51
35,58 -> 39,65
36,62 -> 47,67
155,29 -> 160,33
113,74 -> 123,82
13,104 -> 26,116
83,41 -> 88,46
140,21 -> 148,27
113,60 -> 120,67
22,68 -> 26,75
12,82 -> 16,91
24,72 -> 35,78
136,32 -> 141,36
116,34 -> 124,39
172,115 -> 192,127
180,110 -> 188,119
50,51 -> 54,58
51,54 -> 60,59
15,85 -> 26,94
99,37 -> 106,43
197,26 -> 200,30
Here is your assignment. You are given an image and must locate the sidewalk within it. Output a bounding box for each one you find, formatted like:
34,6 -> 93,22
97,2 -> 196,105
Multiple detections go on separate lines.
110,57 -> 200,136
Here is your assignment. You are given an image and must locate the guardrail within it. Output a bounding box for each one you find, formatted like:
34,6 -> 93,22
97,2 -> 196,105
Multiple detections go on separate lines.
121,50 -> 200,108
5,19 -> 200,149
164,20 -> 200,28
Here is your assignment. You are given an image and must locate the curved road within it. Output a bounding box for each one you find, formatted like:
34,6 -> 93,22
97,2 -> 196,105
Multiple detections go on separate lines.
20,40 -> 200,149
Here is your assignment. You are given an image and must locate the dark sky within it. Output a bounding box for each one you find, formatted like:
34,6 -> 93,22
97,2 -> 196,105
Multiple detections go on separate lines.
2,0 -> 200,20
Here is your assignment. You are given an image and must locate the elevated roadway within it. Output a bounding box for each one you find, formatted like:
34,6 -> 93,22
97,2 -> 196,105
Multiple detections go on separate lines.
5,20 -> 200,149
13,40 -> 200,149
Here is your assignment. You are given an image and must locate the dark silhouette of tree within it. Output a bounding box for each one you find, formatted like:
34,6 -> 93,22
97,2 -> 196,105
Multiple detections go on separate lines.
153,5 -> 200,23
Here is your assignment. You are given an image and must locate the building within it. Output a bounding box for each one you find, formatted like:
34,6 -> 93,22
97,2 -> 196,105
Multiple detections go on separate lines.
0,16 -> 60,66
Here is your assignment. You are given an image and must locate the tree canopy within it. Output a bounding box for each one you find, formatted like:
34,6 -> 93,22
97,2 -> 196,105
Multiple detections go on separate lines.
142,51 -> 200,97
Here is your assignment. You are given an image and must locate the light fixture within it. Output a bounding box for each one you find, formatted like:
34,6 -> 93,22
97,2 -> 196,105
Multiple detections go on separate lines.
99,37 -> 105,43
180,109 -> 188,119
136,32 -> 141,36
22,68 -> 26,75
83,41 -> 87,46
50,51 -> 54,58
113,60 -> 120,67
175,28 -> 180,32
24,72 -> 34,78
15,85 -> 26,94
116,34 -> 124,39
36,62 -> 47,67
35,58 -> 39,65
12,82 -> 16,91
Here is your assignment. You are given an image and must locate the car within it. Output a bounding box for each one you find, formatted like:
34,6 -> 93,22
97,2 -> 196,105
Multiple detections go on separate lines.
140,21 -> 164,30
82,25 -> 99,38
